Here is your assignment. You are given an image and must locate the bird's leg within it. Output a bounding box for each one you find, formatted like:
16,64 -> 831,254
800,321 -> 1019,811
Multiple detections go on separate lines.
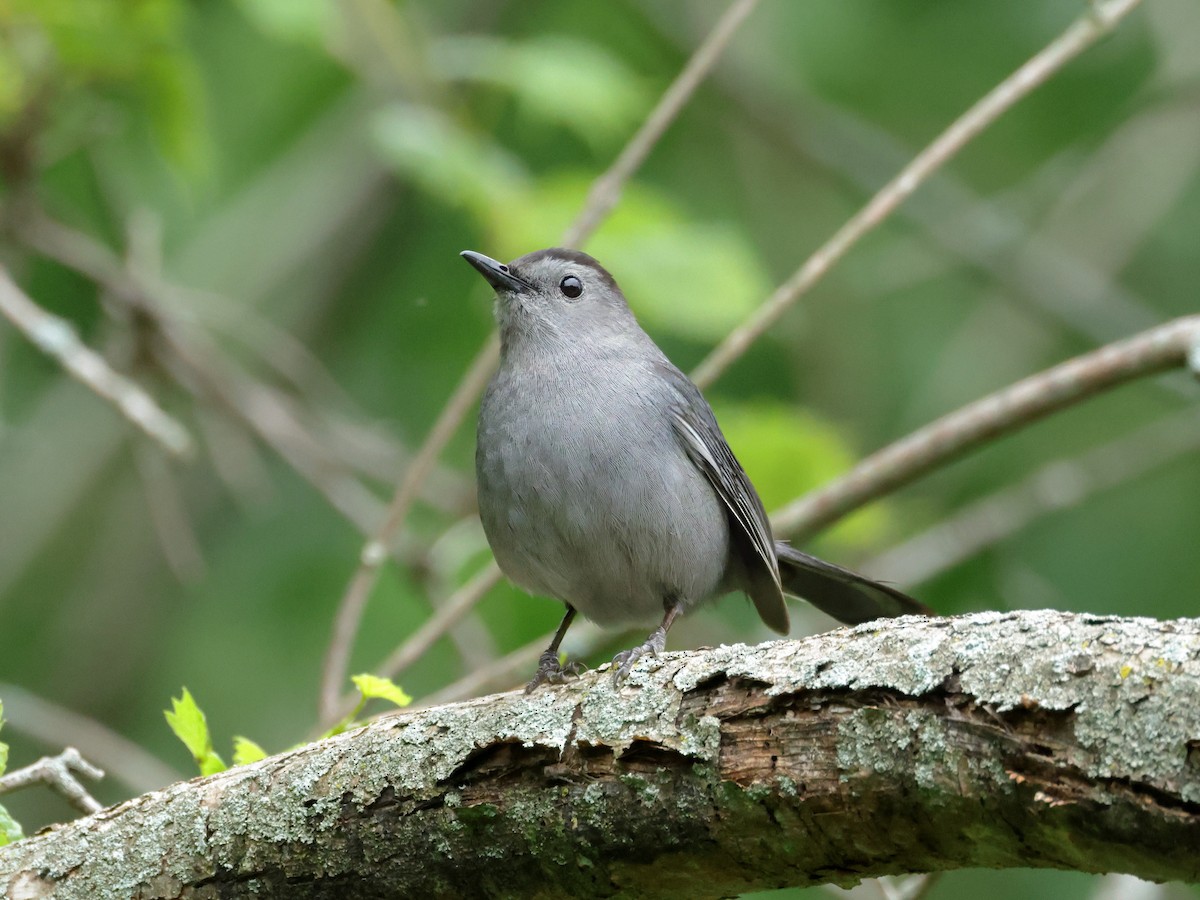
611,597 -> 685,685
525,606 -> 584,693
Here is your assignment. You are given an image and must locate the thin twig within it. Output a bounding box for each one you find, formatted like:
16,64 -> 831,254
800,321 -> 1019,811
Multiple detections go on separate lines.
17,211 -> 129,288
198,371 -> 392,536
862,407 -> 1200,589
18,213 -> 433,539
0,747 -> 104,816
559,0 -> 760,248
417,633 -> 546,707
772,315 -> 1200,540
133,441 -> 207,584
377,562 -> 503,683
690,0 -> 1146,389
0,266 -> 193,457
320,563 -> 508,726
0,682 -> 183,794
316,0 -> 762,724
317,337 -> 500,724
713,74 -> 1173,361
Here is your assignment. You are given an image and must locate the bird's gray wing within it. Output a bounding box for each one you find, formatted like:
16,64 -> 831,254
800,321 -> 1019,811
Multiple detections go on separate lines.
661,365 -> 789,634
657,363 -> 930,630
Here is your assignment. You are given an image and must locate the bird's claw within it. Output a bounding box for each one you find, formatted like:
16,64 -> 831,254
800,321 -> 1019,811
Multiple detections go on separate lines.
524,650 -> 584,694
610,630 -> 667,685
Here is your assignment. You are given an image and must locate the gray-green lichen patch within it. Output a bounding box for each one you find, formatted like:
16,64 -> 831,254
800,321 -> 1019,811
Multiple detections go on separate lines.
834,707 -> 1008,795
566,666 -> 722,760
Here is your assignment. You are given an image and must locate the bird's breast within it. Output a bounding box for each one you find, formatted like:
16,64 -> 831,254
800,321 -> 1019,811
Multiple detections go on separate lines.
475,359 -> 730,625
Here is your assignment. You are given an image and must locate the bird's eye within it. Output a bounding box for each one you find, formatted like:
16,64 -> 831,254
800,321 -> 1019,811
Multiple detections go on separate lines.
559,275 -> 583,299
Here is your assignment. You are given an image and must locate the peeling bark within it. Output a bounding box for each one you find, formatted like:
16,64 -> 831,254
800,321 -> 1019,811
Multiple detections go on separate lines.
2,610 -> 1199,898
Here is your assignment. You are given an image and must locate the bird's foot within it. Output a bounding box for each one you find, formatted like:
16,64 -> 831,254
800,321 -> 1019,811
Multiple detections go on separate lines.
610,628 -> 668,685
524,650 -> 584,694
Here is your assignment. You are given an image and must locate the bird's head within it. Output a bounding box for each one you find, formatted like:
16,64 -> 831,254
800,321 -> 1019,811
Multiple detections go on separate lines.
461,247 -> 637,349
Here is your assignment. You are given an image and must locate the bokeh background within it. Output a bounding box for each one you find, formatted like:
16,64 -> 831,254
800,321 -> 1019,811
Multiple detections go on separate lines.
1,1 -> 1198,897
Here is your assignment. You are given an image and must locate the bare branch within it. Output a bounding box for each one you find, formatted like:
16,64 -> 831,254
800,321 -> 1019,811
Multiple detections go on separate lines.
317,338 -> 500,725
421,630 -> 548,707
863,407 -> 1200,588
376,562 -> 503,683
0,266 -> 192,457
559,0 -> 760,249
318,562 -> 507,728
772,315 -> 1200,539
133,441 -> 207,584
16,212 -> 129,289
16,213 -> 449,538
691,0 -> 1146,389
196,372 -> 391,535
718,78 -> 1174,356
0,748 -> 103,816
0,683 -> 182,795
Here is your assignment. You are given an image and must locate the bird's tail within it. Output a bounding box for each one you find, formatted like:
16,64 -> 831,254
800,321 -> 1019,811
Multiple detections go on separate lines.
774,542 -> 931,625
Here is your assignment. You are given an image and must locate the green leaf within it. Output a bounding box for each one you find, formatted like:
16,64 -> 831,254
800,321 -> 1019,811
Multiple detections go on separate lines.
234,0 -> 332,46
198,751 -> 226,777
164,688 -> 209,760
313,671 -> 412,742
232,736 -> 268,767
351,674 -> 413,710
138,49 -> 210,175
164,688 -> 227,776
0,49 -> 27,122
433,35 -> 646,148
597,221 -> 772,343
4,0 -> 208,172
0,802 -> 24,846
372,103 -> 529,218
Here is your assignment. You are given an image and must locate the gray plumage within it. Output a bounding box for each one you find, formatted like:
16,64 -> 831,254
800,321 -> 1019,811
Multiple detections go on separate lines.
463,247 -> 927,690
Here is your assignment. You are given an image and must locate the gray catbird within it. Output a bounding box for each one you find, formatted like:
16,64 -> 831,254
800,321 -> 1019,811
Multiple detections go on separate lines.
463,247 -> 928,691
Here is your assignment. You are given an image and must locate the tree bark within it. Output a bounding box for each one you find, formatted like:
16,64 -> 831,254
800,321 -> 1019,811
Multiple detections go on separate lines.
3,610 -> 1200,899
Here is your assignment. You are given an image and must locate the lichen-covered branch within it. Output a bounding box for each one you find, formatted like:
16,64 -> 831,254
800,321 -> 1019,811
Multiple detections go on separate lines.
3,610 -> 1199,899
0,748 -> 103,816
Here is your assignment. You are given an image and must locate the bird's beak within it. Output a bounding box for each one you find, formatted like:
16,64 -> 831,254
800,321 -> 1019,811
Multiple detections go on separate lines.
460,250 -> 530,293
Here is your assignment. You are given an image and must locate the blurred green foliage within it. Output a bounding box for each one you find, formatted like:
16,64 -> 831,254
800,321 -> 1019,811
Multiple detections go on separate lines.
0,700 -> 23,845
0,2 -> 1198,897
0,0 -> 206,172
